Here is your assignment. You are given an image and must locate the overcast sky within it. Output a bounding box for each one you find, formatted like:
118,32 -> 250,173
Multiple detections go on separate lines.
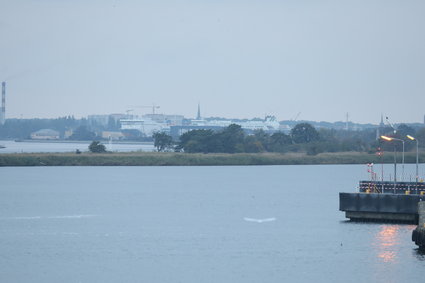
1,0 -> 424,123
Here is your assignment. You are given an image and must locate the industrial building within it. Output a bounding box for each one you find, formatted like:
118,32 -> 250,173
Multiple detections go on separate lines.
30,129 -> 60,140
119,104 -> 281,138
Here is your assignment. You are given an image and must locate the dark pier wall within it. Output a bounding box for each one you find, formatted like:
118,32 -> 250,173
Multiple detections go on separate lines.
339,193 -> 424,223
412,202 -> 425,248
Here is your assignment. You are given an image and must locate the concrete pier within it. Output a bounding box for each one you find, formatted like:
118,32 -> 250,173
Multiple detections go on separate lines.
339,193 -> 423,223
412,201 -> 425,249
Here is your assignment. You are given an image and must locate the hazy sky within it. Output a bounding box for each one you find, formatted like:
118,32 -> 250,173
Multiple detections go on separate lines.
1,0 -> 424,123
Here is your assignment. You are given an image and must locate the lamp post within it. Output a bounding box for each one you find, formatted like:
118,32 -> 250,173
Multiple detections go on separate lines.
407,135 -> 419,189
399,138 -> 405,181
381,136 -> 405,191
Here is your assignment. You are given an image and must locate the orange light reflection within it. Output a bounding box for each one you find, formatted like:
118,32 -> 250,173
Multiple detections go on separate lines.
375,225 -> 398,263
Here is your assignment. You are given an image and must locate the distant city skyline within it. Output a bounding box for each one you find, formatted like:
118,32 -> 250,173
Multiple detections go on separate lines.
1,1 -> 424,124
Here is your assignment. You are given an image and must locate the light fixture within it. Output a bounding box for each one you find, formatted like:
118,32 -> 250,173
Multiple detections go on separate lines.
381,135 -> 393,141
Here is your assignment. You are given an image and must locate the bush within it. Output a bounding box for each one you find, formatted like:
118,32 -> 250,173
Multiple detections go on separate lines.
306,143 -> 324,156
153,132 -> 174,152
89,141 -> 106,153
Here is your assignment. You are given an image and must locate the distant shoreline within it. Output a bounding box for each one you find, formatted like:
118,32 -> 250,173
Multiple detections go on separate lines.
0,151 -> 423,167
2,139 -> 153,145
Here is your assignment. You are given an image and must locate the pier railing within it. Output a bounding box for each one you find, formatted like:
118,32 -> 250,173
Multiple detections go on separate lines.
359,180 -> 425,195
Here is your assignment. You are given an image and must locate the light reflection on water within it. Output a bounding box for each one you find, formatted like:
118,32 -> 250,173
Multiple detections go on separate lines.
373,225 -> 417,263
1,165 -> 425,282
375,225 -> 399,263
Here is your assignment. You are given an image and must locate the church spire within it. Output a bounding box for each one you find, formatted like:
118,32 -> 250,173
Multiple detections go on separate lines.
377,113 -> 385,140
196,103 -> 201,120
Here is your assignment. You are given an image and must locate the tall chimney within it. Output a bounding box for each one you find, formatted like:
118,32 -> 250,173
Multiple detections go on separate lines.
1,82 -> 5,125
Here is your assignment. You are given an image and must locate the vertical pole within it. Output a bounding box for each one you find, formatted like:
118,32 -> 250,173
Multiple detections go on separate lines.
394,145 -> 397,193
402,141 -> 405,182
416,140 -> 419,192
1,81 -> 5,125
381,154 -> 384,192
379,147 -> 384,192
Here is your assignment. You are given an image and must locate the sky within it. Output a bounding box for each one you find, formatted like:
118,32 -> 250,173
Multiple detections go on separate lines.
1,0 -> 424,124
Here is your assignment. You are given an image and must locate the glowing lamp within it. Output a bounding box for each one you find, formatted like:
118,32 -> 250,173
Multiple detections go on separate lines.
407,135 -> 416,141
381,136 -> 393,141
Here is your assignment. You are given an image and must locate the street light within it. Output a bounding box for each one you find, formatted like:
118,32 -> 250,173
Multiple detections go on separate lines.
407,135 -> 419,187
381,136 -> 393,142
381,135 -> 405,190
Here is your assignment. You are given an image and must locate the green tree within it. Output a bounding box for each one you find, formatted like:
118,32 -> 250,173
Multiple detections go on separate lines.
416,127 -> 425,148
252,130 -> 270,150
0,116 -> 78,139
153,132 -> 174,152
268,132 -> 292,152
244,135 -> 265,153
176,125 -> 246,153
219,124 -> 245,153
88,141 -> 106,153
291,123 -> 319,144
177,129 -> 215,153
396,124 -> 416,137
306,142 -> 324,155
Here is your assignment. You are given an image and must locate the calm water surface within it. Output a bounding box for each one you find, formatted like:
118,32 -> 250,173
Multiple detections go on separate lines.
0,140 -> 154,153
0,165 -> 424,282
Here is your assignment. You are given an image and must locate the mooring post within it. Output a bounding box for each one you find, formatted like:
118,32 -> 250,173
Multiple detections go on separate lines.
412,201 -> 425,249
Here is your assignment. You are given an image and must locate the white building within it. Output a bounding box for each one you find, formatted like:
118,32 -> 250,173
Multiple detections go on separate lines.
143,114 -> 184,126
191,116 -> 280,132
120,117 -> 169,136
121,113 -> 281,137
30,129 -> 60,140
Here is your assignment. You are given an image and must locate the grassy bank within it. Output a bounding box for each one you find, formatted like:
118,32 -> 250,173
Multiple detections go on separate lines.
0,151 -> 424,166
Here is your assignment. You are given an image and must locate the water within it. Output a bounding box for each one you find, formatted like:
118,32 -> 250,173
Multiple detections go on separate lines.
0,140 -> 154,153
0,165 -> 424,282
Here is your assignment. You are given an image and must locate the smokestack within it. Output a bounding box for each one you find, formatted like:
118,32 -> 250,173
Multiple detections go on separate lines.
1,82 -> 5,125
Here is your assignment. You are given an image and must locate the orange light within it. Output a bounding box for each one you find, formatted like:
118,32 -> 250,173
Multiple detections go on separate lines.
376,225 -> 398,263
381,135 -> 393,141
407,135 -> 415,141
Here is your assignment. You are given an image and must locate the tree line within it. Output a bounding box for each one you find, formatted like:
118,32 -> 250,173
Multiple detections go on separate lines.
2,117 -> 425,155
154,123 -> 425,155
0,117 -> 146,141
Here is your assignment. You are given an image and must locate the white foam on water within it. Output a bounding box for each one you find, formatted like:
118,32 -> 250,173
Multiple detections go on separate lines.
243,217 -> 277,223
47,214 -> 97,219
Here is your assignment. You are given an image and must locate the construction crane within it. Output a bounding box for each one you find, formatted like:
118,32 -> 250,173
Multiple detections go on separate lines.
130,104 -> 160,115
385,116 -> 397,134
291,112 -> 301,122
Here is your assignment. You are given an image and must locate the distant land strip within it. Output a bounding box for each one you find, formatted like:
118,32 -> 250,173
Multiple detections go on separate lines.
0,152 -> 423,166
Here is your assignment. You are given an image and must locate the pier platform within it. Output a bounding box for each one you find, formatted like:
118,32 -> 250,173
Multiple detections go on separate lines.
340,192 -> 423,223
358,180 -> 425,195
340,181 -> 425,223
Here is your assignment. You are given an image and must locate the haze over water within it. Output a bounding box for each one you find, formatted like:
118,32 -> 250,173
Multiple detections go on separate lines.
0,165 -> 424,282
2,1 -> 425,123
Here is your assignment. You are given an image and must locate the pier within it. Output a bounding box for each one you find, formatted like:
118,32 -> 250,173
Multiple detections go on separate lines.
340,181 -> 425,223
358,180 -> 425,195
412,202 -> 425,249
